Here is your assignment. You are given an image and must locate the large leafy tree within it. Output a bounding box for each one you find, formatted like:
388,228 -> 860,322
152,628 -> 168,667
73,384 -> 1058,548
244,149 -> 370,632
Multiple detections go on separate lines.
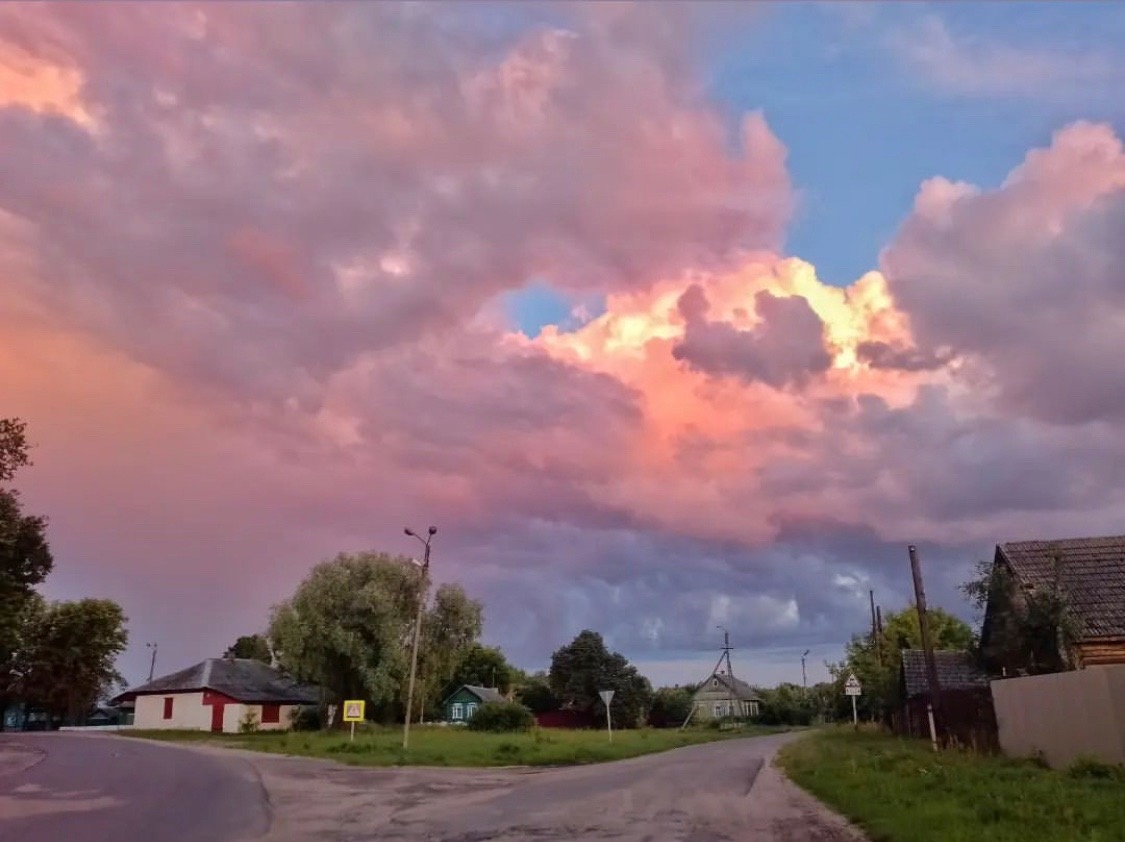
224,634 -> 273,663
268,552 -> 482,722
548,630 -> 653,728
649,685 -> 694,727
0,418 -> 54,707
444,643 -> 515,695
17,598 -> 129,723
828,606 -> 975,722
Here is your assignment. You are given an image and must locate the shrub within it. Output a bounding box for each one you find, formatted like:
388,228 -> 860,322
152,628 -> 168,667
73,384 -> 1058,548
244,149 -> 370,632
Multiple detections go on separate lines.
467,701 -> 535,732
1067,756 -> 1125,782
239,708 -> 260,733
289,705 -> 323,731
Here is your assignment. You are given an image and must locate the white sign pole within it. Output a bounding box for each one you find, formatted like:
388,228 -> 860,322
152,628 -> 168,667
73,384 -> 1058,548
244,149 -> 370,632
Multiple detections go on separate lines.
851,694 -> 858,726
350,721 -> 356,742
598,690 -> 615,743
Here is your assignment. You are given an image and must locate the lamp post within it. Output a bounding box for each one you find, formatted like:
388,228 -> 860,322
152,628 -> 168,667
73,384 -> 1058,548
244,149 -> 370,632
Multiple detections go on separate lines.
146,642 -> 158,682
402,525 -> 436,750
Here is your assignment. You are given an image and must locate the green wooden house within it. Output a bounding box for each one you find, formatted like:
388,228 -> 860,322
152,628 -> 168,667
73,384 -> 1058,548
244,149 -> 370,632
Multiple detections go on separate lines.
442,684 -> 505,723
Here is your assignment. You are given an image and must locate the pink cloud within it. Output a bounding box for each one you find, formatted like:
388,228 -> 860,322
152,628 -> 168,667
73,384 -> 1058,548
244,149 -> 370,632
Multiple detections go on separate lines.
3,4 -> 1125,680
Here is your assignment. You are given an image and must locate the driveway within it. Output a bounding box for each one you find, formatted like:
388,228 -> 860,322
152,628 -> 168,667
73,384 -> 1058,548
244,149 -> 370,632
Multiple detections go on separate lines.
1,731 -> 864,841
0,732 -> 268,842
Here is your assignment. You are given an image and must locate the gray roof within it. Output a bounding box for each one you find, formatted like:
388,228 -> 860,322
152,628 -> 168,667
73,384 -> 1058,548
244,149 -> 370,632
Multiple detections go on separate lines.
997,535 -> 1125,640
447,685 -> 505,705
900,649 -> 988,698
113,658 -> 320,705
696,671 -> 762,702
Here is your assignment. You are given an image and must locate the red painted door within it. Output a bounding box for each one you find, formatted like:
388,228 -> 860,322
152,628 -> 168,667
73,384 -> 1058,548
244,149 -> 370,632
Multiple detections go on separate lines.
211,703 -> 225,732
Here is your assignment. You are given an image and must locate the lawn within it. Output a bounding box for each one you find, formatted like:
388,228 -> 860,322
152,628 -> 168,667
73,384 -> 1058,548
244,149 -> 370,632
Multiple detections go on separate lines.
778,727 -> 1125,842
122,722 -> 792,767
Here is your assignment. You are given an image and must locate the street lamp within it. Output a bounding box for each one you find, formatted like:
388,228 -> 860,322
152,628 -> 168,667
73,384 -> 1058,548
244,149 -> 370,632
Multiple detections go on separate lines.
402,525 -> 436,750
146,642 -> 158,682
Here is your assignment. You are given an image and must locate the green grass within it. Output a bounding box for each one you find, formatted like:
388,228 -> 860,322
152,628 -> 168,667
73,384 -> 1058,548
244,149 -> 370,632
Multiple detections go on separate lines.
777,727 -> 1125,842
121,722 -> 792,767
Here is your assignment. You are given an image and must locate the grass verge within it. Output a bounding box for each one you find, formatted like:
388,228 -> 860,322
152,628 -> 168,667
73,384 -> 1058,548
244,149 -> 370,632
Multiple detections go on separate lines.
121,723 -> 793,768
777,727 -> 1125,842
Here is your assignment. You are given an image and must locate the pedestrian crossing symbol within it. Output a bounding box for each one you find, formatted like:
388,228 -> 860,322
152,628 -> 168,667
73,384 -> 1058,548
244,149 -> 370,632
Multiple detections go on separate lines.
343,700 -> 366,722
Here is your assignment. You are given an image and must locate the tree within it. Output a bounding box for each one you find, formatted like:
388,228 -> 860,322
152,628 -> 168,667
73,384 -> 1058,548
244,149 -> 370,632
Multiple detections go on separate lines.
514,672 -> 559,714
649,685 -> 693,727
755,682 -> 815,726
268,551 -> 482,723
828,606 -> 975,722
961,557 -> 1076,675
445,644 -> 515,695
17,598 -> 129,723
224,634 -> 273,663
548,630 -> 653,728
0,418 -> 54,709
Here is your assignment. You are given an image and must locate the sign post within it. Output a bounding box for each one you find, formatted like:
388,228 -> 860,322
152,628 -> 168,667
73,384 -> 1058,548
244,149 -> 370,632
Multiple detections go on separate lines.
343,699 -> 366,742
844,674 -> 862,727
599,690 -> 615,743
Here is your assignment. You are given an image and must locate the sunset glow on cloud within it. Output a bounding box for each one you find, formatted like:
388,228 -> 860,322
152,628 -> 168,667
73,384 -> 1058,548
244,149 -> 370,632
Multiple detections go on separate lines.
3,2 -> 1123,685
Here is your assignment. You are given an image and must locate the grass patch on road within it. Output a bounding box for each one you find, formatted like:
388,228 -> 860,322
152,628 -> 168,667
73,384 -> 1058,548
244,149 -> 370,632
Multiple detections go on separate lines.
778,727 -> 1125,842
123,723 -> 792,768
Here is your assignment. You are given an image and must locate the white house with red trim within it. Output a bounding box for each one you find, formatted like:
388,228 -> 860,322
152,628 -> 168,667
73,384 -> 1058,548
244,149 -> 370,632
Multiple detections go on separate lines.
113,657 -> 320,733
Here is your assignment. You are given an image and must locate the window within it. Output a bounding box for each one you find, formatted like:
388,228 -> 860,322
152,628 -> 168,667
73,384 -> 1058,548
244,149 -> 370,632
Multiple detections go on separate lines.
451,702 -> 464,720
749,701 -> 760,718
713,703 -> 723,717
261,704 -> 280,724
163,697 -> 174,720
711,678 -> 718,687
466,703 -> 478,719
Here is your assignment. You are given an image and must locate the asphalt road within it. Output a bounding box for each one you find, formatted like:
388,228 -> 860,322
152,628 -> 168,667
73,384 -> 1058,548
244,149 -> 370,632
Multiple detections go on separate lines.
0,732 -> 269,842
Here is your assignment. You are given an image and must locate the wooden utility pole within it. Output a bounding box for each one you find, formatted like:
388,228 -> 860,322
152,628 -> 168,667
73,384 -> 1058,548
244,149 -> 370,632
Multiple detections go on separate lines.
720,627 -> 737,719
908,544 -> 942,742
869,590 -> 882,664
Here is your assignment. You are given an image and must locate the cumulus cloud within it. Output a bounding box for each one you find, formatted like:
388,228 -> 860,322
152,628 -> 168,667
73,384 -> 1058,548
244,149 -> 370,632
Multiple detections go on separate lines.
672,285 -> 833,388
4,4 -> 1125,684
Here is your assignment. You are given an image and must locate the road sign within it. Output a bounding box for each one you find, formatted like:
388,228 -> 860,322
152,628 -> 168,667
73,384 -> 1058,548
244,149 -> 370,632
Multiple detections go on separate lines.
599,690 -> 615,743
343,700 -> 366,722
844,675 -> 862,697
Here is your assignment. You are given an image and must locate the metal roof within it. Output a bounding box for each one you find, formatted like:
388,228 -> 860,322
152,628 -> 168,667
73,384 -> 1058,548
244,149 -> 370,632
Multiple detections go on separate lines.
113,658 -> 321,705
900,649 -> 988,699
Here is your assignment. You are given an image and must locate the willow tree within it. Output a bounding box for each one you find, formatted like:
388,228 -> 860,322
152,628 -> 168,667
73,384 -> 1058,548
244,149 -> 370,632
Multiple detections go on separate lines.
268,552 -> 482,723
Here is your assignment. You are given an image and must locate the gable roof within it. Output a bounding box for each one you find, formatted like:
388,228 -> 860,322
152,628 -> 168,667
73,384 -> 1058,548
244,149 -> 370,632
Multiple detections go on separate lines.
112,658 -> 320,705
900,649 -> 988,698
996,535 -> 1125,640
694,671 -> 762,702
443,684 -> 505,706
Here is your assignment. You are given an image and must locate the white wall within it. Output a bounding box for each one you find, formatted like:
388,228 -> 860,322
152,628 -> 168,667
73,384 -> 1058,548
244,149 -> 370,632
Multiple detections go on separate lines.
134,692 -> 210,730
222,703 -> 301,732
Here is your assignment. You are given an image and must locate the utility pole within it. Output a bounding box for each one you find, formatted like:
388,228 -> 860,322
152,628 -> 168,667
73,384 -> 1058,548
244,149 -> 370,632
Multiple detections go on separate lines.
870,590 -> 882,665
717,626 -> 737,719
908,544 -> 942,745
403,525 -> 437,750
801,649 -> 810,692
146,642 -> 158,682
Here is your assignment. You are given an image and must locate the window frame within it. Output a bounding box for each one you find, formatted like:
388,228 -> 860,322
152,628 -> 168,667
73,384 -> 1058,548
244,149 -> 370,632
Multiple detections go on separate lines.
261,703 -> 281,724
451,702 -> 464,720
162,697 -> 174,720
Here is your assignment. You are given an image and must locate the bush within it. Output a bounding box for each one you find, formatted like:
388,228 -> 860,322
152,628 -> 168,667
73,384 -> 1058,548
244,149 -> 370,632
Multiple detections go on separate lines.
467,701 -> 535,732
289,705 -> 323,731
239,708 -> 260,733
1067,756 -> 1125,782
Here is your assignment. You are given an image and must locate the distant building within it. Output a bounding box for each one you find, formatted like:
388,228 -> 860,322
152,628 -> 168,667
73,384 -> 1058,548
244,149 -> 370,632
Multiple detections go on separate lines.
112,657 -> 319,733
442,684 -> 505,723
691,669 -> 761,720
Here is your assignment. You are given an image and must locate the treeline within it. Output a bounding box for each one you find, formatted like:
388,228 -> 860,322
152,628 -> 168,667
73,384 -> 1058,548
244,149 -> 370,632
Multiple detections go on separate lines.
0,418 -> 129,726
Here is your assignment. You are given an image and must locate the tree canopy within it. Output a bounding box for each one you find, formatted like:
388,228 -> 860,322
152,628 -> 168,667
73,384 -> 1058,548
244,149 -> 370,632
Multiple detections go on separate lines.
268,551 -> 483,722
445,643 -> 515,695
828,605 -> 975,722
15,597 -> 129,723
0,417 -> 54,708
224,634 -> 273,663
548,630 -> 653,727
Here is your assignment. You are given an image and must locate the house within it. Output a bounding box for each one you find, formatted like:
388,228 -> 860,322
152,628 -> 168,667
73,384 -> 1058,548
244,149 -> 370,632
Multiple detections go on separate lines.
896,649 -> 994,746
112,657 -> 320,732
691,669 -> 761,720
981,535 -> 1125,674
442,684 -> 504,723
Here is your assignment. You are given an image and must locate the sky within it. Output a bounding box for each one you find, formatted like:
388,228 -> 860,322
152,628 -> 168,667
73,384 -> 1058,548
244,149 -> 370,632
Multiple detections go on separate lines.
2,1 -> 1124,691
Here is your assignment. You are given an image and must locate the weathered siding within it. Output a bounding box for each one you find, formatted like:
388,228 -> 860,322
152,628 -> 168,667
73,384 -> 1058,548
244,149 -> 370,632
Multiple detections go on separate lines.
991,665 -> 1125,768
691,687 -> 759,719
1077,637 -> 1125,667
